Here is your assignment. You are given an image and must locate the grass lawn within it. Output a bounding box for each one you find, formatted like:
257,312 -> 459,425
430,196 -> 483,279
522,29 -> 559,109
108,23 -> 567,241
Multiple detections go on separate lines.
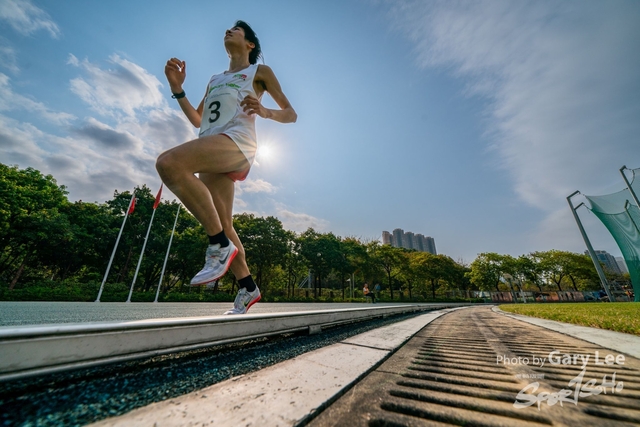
499,302 -> 640,336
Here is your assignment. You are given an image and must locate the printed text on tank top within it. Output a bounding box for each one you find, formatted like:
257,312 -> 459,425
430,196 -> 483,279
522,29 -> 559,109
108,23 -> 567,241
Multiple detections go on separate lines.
199,64 -> 260,136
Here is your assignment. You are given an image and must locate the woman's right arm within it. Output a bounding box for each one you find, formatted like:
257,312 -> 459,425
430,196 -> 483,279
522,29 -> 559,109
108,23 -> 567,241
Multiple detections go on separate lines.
165,58 -> 203,128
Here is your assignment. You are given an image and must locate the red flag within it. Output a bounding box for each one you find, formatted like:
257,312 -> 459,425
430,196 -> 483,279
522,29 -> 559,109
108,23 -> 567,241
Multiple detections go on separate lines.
128,196 -> 136,214
153,184 -> 163,210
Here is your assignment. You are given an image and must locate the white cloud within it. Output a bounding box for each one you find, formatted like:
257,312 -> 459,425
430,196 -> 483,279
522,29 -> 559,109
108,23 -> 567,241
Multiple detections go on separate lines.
383,0 -> 640,252
119,107 -> 196,154
276,208 -> 329,233
0,114 -> 48,167
72,117 -> 144,152
0,54 -> 182,203
233,196 -> 248,210
0,0 -> 59,38
0,40 -> 18,73
0,73 -> 75,124
68,54 -> 165,119
0,113 -> 151,202
386,1 -> 640,207
237,178 -> 277,194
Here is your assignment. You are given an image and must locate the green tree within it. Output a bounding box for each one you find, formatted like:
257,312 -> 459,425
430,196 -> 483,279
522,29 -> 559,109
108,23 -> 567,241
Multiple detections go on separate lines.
517,254 -> 544,291
535,250 -> 576,292
446,259 -> 472,297
283,241 -> 307,298
402,251 -> 429,299
234,213 -> 291,294
370,243 -> 407,300
0,164 -> 70,288
500,254 -> 523,295
566,252 -> 600,291
336,237 -> 366,299
467,252 -> 509,292
55,201 -> 115,281
296,228 -> 322,297
165,218 -> 207,290
420,254 -> 458,299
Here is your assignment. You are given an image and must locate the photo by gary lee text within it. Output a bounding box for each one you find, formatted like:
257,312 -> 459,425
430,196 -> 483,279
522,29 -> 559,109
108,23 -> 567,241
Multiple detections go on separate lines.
496,350 -> 625,368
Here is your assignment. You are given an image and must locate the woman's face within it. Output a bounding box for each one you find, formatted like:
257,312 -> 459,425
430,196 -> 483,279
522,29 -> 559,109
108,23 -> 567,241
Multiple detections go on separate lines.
225,26 -> 244,41
224,26 -> 252,51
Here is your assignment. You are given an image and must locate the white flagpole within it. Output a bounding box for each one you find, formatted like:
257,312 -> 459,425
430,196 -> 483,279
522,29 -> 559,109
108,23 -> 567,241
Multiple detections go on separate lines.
96,192 -> 135,302
155,204 -> 181,303
126,204 -> 157,303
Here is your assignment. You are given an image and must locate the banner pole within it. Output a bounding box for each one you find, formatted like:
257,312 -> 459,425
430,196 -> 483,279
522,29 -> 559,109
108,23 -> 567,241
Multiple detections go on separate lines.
154,204 -> 180,303
127,206 -> 157,303
96,192 -> 135,302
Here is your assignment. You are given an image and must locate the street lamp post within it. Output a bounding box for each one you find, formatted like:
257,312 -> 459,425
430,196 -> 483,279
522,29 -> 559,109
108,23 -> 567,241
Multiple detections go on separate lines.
351,272 -> 355,299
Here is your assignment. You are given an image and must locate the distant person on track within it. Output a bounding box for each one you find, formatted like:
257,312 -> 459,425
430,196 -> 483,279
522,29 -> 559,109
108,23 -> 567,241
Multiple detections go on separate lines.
157,21 -> 297,314
374,283 -> 381,300
363,283 -> 375,303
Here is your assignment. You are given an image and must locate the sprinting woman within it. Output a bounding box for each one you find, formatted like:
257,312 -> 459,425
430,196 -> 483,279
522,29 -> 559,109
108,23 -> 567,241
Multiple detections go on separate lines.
157,21 -> 296,314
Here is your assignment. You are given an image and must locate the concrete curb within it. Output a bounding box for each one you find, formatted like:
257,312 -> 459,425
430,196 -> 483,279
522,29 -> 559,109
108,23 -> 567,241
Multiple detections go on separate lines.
491,305 -> 640,358
0,304 -> 437,381
89,306 -> 470,427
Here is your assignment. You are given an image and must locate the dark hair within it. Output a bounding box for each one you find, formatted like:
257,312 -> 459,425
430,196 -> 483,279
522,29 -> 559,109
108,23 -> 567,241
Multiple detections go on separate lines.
234,20 -> 262,65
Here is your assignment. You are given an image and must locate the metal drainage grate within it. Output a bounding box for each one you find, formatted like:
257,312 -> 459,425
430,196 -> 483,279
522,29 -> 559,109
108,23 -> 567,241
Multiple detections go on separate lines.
308,307 -> 640,427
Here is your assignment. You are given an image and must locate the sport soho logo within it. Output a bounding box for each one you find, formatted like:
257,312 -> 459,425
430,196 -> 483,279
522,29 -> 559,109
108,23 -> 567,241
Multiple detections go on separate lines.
495,350 -> 625,410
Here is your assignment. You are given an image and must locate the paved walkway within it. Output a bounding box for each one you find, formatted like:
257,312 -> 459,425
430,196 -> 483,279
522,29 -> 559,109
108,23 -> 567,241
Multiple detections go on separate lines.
90,306 -> 640,426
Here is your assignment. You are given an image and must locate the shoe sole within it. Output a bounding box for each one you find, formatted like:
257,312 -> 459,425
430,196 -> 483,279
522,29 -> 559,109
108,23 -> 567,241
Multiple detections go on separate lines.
245,294 -> 261,312
224,293 -> 261,315
190,246 -> 239,286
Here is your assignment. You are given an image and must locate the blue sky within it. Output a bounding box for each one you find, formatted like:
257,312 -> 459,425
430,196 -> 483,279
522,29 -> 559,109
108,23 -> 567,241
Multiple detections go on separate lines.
1,0 -> 639,263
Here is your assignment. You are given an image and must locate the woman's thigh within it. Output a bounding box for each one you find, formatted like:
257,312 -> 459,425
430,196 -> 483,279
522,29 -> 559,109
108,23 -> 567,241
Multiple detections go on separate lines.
159,134 -> 249,175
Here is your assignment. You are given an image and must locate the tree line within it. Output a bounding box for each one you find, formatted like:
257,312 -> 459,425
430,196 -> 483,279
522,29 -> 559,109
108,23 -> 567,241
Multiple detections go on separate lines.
0,164 -> 618,302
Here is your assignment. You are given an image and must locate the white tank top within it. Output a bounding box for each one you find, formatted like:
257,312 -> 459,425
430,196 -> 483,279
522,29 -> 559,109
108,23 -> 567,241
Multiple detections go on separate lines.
199,63 -> 260,165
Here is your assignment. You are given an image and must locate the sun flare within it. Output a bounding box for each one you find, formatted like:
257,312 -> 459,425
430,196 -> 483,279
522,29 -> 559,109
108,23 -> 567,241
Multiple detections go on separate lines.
257,143 -> 275,162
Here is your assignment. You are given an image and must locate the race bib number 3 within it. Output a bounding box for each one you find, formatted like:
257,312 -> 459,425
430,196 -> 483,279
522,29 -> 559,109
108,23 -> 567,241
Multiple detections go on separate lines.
200,88 -> 238,134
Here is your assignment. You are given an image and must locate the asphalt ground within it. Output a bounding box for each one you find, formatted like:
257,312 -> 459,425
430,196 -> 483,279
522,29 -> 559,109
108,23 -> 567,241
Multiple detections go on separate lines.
0,301 -> 462,327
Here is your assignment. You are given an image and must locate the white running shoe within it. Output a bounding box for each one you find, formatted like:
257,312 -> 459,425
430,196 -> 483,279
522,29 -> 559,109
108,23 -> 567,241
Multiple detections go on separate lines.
224,287 -> 261,315
190,242 -> 238,286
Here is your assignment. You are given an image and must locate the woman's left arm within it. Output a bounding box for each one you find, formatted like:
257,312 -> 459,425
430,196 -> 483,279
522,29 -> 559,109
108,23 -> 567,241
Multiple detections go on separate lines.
241,65 -> 297,123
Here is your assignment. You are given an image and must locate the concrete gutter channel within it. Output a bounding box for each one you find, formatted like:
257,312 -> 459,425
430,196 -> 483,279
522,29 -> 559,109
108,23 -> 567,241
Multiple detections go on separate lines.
89,305 -> 640,427
311,306 -> 640,427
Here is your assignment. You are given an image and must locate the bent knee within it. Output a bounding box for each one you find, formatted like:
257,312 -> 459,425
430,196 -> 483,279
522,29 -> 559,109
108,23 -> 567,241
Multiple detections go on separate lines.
156,152 -> 176,180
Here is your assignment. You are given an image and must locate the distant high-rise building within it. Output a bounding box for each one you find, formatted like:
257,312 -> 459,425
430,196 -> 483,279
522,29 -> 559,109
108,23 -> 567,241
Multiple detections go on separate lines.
392,228 -> 404,249
594,250 -> 622,275
404,232 -> 415,250
425,237 -> 437,255
382,231 -> 393,246
383,228 -> 436,254
616,257 -> 629,274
